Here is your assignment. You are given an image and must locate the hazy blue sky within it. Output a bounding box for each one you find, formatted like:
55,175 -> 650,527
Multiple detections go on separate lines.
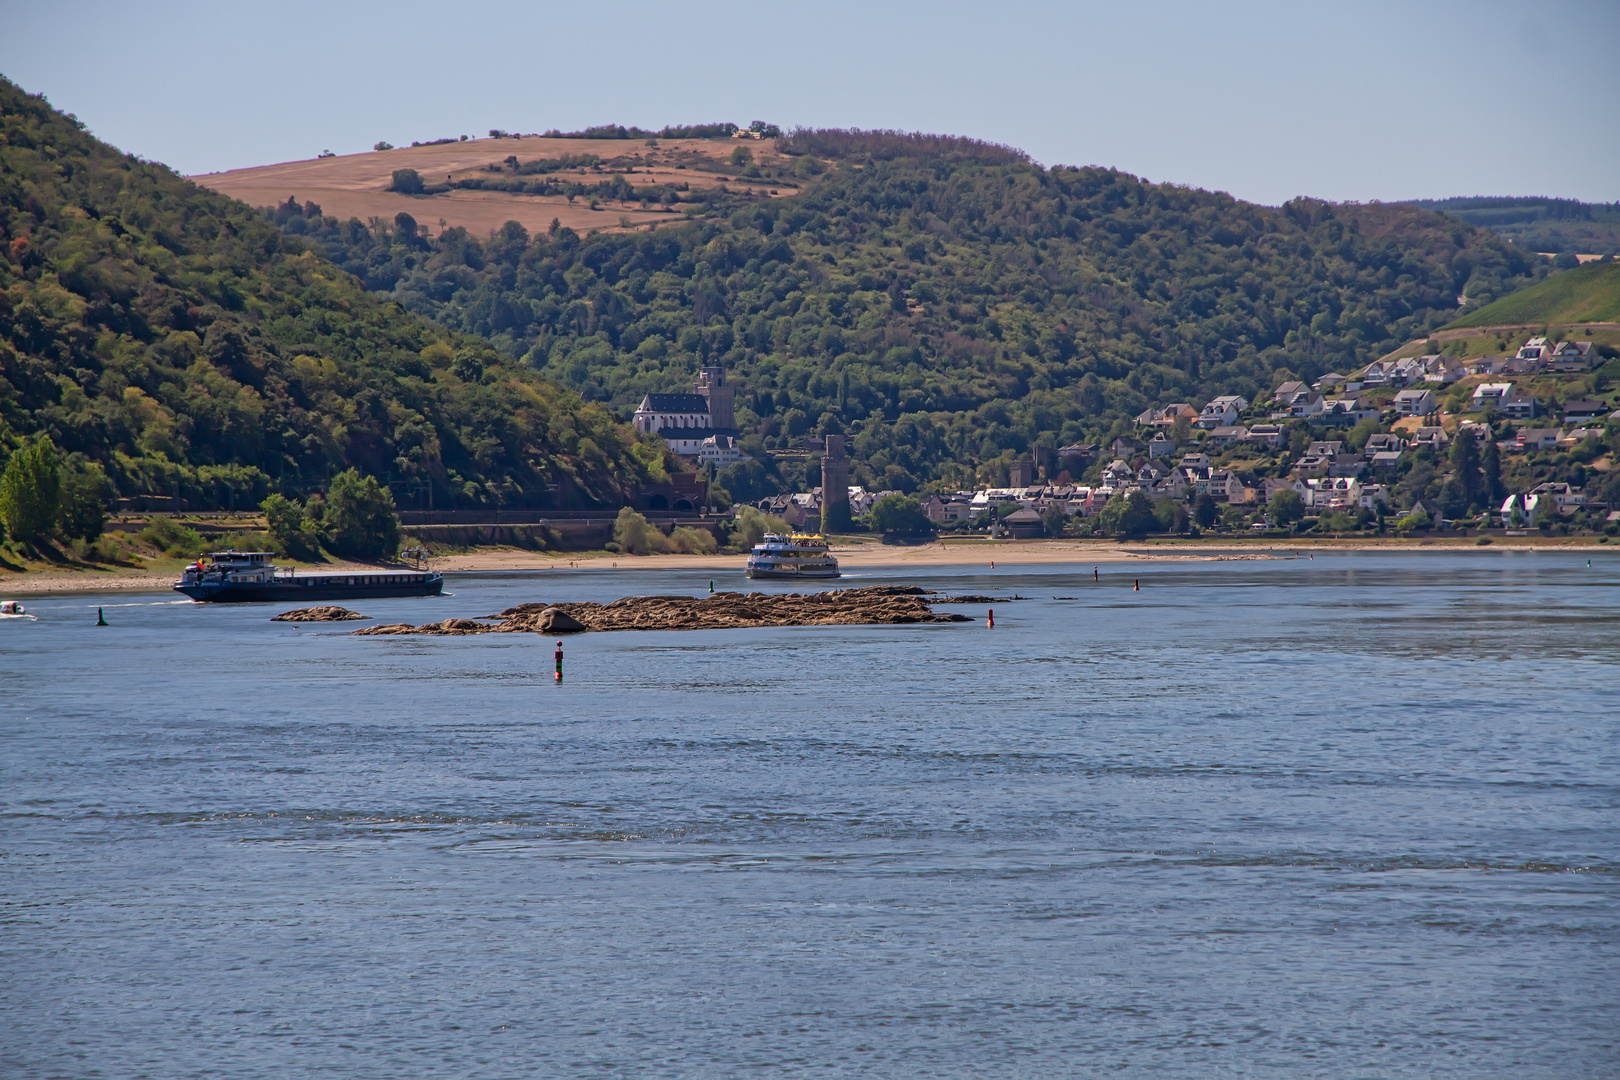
4,0 -> 1616,206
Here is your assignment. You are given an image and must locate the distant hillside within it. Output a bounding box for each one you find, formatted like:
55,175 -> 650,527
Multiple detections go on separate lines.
0,77 -> 652,510
1446,259 -> 1620,328
1403,197 -> 1620,256
276,128 -> 1548,494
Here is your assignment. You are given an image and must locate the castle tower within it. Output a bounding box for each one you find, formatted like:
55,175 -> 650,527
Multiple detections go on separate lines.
821,434 -> 851,533
695,364 -> 735,432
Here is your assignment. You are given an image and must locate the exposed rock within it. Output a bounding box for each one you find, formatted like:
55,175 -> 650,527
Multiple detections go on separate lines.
361,586 -> 975,636
272,606 -> 367,622
353,617 -> 490,636
539,607 -> 587,633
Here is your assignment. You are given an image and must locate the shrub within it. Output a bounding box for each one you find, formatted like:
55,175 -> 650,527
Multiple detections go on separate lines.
136,516 -> 206,558
730,505 -> 788,549
613,507 -> 668,554
669,525 -> 717,554
390,168 -> 424,194
1394,507 -> 1430,535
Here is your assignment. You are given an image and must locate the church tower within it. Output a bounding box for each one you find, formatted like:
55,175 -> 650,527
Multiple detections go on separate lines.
695,365 -> 735,432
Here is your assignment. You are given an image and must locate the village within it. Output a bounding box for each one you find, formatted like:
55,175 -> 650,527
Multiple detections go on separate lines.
636,333 -> 1619,539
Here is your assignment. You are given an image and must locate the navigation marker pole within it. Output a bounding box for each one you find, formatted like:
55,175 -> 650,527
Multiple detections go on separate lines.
96,607 -> 107,626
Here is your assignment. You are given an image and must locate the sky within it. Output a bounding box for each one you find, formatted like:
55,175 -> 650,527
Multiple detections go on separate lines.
3,0 -> 1616,207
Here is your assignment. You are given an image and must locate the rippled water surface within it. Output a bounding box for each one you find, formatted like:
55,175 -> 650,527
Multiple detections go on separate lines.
3,552 -> 1618,1078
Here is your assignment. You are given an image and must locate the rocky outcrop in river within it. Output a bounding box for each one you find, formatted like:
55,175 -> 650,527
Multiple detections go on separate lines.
352,586 -> 975,636
272,606 -> 367,622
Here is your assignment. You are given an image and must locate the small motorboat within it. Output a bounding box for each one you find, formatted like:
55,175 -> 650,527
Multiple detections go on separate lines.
0,600 -> 36,620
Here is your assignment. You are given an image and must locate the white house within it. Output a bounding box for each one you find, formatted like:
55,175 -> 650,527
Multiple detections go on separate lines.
1392,388 -> 1437,416
1246,423 -> 1285,449
1198,395 -> 1248,429
1472,383 -> 1512,411
695,434 -> 751,469
1548,341 -> 1595,372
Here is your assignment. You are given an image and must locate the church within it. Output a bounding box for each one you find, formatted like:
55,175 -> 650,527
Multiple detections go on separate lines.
633,365 -> 738,455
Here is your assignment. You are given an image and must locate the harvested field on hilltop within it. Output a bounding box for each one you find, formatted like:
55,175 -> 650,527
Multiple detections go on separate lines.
352,586 -> 976,636
191,135 -> 802,238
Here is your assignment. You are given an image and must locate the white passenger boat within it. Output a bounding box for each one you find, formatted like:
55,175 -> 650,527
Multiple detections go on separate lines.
0,600 -> 35,620
745,533 -> 841,580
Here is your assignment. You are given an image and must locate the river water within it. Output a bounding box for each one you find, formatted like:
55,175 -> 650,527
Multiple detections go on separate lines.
2,552 -> 1617,1078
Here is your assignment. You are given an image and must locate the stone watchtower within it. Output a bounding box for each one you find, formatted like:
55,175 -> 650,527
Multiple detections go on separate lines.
695,365 -> 735,433
821,434 -> 851,533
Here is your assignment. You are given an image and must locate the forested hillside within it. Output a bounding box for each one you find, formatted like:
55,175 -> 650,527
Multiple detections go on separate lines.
1405,197 -> 1620,257
0,77 -> 654,511
281,129 -> 1547,493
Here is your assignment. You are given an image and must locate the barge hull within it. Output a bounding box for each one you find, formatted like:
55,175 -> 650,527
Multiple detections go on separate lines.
175,578 -> 443,602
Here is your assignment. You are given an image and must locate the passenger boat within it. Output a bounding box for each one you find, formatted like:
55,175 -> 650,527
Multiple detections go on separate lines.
745,533 -> 841,580
0,600 -> 35,620
173,550 -> 443,603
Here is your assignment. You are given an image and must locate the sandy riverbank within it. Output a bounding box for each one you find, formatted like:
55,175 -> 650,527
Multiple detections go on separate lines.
429,535 -> 1611,575
3,537 -> 1609,595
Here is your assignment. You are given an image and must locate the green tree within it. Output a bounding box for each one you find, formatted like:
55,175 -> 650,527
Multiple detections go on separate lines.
1449,430 -> 1481,506
868,493 -> 932,536
1041,504 -> 1070,537
262,493 -> 320,558
1395,506 -> 1430,534
1481,439 -> 1503,504
0,438 -> 62,543
322,470 -> 401,560
612,507 -> 669,554
730,505 -> 788,549
390,168 -> 424,194
1192,492 -> 1219,529
58,464 -> 109,542
1099,490 -> 1157,537
1270,489 -> 1305,526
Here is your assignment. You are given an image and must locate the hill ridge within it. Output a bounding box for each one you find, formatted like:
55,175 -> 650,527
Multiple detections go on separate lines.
0,77 -> 656,511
